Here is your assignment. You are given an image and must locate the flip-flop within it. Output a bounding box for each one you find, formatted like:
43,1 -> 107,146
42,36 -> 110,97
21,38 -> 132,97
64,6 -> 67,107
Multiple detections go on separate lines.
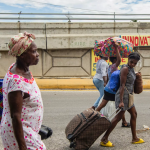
100,141 -> 114,147
122,122 -> 131,127
132,138 -> 145,144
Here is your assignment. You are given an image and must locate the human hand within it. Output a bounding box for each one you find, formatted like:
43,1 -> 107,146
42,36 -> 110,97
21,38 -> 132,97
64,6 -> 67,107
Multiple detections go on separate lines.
19,144 -> 28,150
119,102 -> 124,109
114,41 -> 119,47
104,82 -> 107,87
91,106 -> 95,110
19,147 -> 28,150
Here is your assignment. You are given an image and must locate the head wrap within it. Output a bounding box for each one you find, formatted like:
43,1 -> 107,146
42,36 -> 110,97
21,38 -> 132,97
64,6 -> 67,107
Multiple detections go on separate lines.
8,31 -> 36,57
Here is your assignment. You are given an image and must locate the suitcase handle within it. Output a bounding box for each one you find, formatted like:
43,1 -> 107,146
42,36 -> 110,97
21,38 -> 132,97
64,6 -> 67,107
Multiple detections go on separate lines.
108,107 -> 123,121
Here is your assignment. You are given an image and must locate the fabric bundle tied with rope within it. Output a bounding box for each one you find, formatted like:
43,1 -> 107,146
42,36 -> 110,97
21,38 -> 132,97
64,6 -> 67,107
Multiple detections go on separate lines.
94,37 -> 134,58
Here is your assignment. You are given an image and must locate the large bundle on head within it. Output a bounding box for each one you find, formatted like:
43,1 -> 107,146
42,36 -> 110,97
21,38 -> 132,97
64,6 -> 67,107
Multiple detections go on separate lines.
134,72 -> 143,94
94,37 -> 134,58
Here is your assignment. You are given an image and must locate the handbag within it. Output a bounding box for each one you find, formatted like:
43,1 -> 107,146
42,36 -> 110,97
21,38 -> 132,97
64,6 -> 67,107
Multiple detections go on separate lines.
134,72 -> 143,94
125,87 -> 134,108
38,125 -> 53,140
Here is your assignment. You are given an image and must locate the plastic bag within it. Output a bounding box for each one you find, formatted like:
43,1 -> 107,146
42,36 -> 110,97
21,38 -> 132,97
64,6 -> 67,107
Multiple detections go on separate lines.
98,97 -> 116,118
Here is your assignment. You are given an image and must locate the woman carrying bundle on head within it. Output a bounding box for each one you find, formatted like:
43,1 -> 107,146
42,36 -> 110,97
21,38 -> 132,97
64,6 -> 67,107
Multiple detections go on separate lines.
96,42 -> 130,128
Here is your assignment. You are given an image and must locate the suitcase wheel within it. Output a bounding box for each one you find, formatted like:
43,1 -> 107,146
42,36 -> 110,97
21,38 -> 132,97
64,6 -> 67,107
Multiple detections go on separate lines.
70,141 -> 76,148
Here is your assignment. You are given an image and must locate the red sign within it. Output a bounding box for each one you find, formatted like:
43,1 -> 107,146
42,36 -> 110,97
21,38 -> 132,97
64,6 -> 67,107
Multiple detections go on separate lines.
122,35 -> 150,46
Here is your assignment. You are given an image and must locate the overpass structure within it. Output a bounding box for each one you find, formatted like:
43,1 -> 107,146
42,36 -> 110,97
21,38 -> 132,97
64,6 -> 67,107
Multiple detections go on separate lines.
0,22 -> 150,78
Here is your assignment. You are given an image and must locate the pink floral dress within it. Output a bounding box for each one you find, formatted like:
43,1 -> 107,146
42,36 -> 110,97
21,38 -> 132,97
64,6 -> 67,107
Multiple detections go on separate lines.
0,64 -> 46,150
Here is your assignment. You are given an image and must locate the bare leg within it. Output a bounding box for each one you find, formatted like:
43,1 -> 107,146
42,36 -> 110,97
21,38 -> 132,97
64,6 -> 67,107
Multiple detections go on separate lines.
122,114 -> 126,123
121,113 -> 129,126
116,110 -> 129,127
101,110 -> 125,143
96,99 -> 108,112
127,106 -> 139,142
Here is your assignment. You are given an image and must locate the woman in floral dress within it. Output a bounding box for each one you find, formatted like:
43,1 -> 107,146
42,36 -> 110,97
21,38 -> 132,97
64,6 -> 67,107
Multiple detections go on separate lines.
1,32 -> 46,150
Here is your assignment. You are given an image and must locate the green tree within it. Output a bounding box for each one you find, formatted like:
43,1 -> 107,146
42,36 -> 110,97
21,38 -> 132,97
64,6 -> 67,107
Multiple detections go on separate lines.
131,20 -> 137,22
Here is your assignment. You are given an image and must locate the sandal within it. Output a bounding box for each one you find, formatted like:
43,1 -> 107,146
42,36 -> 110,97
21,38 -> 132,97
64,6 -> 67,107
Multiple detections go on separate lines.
122,122 -> 131,128
100,141 -> 114,147
132,138 -> 145,144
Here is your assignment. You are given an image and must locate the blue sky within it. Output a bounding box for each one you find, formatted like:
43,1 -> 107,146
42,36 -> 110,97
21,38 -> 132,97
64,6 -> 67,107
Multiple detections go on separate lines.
0,2 -> 62,13
0,0 -> 150,22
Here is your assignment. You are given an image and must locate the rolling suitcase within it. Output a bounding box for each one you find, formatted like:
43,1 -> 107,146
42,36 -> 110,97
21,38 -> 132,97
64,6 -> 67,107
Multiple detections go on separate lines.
65,108 -> 121,150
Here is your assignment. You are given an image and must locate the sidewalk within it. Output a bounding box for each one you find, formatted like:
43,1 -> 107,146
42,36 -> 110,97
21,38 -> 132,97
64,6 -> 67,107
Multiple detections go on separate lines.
35,78 -> 150,89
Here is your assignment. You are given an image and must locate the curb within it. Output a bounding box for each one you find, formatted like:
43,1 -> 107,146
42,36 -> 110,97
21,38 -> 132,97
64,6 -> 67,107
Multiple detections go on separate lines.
35,79 -> 150,89
143,79 -> 150,89
35,79 -> 95,89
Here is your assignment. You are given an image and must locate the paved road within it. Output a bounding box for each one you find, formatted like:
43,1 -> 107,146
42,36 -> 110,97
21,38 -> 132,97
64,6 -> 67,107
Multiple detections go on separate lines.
1,91 -> 150,150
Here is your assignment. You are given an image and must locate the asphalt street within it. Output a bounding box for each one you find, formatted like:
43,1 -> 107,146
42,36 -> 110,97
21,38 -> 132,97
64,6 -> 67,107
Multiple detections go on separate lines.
0,90 -> 150,150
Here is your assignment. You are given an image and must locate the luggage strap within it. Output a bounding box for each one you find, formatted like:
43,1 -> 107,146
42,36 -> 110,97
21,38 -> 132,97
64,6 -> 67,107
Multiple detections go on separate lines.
108,108 -> 123,121
81,113 -> 87,121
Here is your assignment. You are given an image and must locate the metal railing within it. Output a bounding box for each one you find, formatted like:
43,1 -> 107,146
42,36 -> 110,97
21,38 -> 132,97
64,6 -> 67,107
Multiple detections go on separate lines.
0,12 -> 150,22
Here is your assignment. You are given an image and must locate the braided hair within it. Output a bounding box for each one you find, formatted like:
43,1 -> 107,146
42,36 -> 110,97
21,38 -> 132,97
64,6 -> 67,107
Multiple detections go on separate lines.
128,52 -> 140,61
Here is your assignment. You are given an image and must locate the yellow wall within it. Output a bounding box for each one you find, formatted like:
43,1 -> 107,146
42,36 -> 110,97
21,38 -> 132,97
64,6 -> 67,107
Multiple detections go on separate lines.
121,35 -> 150,46
91,50 -> 128,76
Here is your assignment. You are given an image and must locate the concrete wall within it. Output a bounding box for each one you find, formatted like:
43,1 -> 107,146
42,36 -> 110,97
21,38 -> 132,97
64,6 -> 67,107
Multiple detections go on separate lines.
0,22 -> 150,78
0,49 -> 91,78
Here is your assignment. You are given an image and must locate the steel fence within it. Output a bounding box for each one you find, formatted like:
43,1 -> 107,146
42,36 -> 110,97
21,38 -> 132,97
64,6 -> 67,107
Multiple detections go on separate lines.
0,12 -> 150,22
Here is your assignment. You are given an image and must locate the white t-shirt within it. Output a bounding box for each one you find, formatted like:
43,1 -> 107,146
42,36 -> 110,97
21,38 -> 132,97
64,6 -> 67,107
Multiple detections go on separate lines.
93,59 -> 108,81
